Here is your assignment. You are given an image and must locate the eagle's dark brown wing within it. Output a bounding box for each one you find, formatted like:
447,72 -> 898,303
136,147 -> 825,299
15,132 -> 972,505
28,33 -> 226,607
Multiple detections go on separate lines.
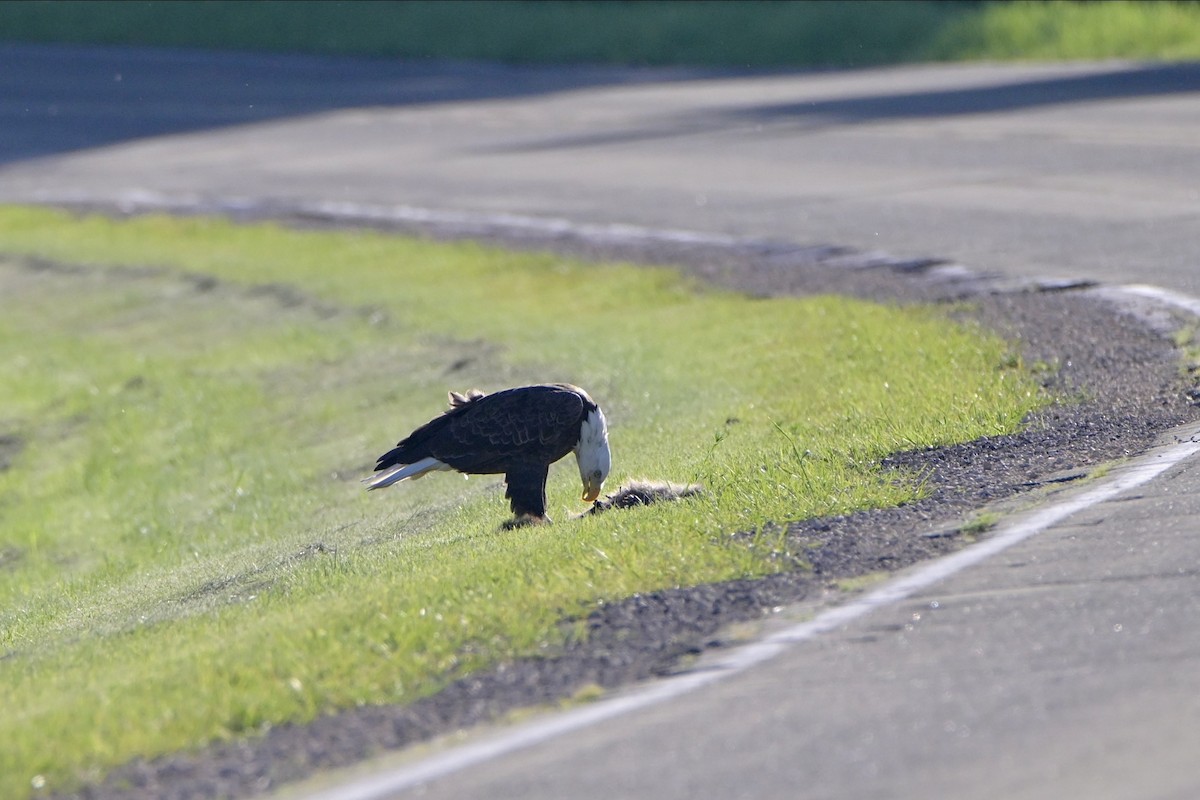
439,385 -> 585,472
376,385 -> 585,476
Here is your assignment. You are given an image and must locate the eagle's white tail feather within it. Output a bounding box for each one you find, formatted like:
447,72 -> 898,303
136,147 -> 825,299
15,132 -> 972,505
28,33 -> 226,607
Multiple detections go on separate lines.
363,457 -> 450,490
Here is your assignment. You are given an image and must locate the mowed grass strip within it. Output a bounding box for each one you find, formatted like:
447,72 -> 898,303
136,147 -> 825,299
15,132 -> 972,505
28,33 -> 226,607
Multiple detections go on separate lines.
0,207 -> 1043,796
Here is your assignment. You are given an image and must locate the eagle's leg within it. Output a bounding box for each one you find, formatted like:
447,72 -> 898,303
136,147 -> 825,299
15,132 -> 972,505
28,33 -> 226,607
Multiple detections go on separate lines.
503,463 -> 551,526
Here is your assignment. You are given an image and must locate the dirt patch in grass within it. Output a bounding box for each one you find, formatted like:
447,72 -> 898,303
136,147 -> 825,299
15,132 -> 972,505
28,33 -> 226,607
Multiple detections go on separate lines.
0,433 -> 24,574
0,433 -> 22,472
56,220 -> 1200,800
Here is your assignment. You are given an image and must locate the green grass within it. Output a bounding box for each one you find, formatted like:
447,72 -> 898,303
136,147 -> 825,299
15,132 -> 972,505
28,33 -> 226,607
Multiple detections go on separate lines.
928,0 -> 1200,61
961,511 -> 1001,536
0,206 -> 1043,797
2,1 -> 1198,67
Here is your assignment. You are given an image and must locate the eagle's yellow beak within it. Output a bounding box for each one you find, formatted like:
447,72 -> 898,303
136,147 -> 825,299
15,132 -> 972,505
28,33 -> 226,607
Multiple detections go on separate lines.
582,481 -> 602,503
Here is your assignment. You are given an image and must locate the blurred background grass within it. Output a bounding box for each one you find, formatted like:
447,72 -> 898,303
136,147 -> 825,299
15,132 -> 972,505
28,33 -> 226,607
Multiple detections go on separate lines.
2,0 -> 1198,67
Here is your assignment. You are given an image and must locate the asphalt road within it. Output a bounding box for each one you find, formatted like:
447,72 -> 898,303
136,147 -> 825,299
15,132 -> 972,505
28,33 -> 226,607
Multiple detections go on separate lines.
4,44 -> 1200,800
3,45 -> 1198,296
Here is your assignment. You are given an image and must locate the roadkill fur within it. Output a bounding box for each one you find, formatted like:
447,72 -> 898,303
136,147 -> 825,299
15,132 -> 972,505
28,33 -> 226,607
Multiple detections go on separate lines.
500,481 -> 703,528
583,480 -> 705,515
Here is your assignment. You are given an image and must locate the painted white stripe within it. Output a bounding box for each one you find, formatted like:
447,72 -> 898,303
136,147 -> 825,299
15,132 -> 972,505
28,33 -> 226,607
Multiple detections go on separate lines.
297,199 -> 746,247
36,190 -> 746,249
1115,283 -> 1200,317
300,424 -> 1200,800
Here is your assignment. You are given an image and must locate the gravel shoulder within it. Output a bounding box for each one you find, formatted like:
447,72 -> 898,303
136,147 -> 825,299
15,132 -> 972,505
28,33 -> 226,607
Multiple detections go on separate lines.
62,215 -> 1200,800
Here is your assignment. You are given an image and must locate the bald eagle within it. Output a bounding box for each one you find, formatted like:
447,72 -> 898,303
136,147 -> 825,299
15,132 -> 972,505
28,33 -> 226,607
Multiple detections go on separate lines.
366,384 -> 611,525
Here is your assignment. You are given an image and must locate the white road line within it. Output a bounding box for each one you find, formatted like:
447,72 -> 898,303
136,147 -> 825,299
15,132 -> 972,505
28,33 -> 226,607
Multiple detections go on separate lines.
1115,283 -> 1200,317
299,423 -> 1200,800
298,199 -> 748,247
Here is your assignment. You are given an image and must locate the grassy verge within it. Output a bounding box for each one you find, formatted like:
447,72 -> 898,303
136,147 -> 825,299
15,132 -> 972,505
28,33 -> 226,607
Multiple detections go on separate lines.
0,206 -> 1043,797
1,1 -> 1198,67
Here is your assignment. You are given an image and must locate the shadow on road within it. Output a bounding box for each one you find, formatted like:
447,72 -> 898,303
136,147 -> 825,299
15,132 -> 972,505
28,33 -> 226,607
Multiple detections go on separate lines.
485,62 -> 1200,152
747,62 -> 1200,122
0,42 -> 718,164
5,43 -> 1200,164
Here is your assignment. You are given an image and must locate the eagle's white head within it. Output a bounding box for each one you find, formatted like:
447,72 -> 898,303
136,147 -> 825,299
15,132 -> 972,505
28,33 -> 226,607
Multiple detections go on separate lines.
576,406 -> 611,503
